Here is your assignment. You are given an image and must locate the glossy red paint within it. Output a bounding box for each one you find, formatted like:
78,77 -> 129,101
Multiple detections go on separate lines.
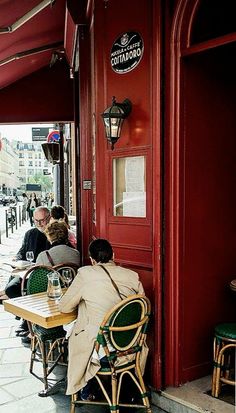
0,61 -> 73,123
78,0 -> 162,390
0,0 -> 66,89
167,0 -> 236,386
1,0 -> 235,395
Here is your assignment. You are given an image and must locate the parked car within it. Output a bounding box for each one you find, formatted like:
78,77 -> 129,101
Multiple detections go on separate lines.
2,196 -> 13,206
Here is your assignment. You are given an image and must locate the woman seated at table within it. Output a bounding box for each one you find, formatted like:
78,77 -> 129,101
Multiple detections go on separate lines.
59,238 -> 146,400
50,205 -> 77,249
22,222 -> 80,345
36,221 -> 80,267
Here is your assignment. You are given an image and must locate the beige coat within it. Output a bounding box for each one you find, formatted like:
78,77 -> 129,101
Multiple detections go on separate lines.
59,261 -> 145,395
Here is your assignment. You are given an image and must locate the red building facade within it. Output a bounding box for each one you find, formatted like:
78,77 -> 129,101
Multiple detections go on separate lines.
0,0 -> 236,393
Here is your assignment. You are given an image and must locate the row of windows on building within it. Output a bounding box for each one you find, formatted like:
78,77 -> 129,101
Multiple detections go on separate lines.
19,152 -> 42,159
19,160 -> 48,167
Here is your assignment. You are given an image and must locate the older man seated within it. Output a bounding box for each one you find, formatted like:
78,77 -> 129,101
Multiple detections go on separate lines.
0,206 -> 51,338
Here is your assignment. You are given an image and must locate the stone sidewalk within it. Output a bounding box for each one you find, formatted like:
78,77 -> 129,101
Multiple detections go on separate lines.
0,221 -> 72,413
0,222 -> 103,413
0,223 -> 158,413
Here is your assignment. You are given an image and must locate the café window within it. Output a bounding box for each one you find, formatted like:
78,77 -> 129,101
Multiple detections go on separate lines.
113,155 -> 146,217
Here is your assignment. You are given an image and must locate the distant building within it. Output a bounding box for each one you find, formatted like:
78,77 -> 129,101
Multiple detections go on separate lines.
0,134 -> 19,195
13,141 -> 53,192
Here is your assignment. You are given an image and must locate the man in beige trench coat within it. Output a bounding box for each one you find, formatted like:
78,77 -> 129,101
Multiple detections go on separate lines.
59,238 -> 147,397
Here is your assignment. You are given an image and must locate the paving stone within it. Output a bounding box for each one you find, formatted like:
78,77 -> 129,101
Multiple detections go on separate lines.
0,328 -> 11,339
0,377 -> 22,386
2,347 -> 31,364
0,337 -> 23,349
0,394 -> 60,413
0,363 -> 26,378
0,318 -> 19,328
0,312 -> 15,321
0,389 -> 14,405
2,377 -> 44,398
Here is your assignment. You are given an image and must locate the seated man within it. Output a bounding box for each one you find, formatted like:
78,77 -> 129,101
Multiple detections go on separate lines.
0,206 -> 51,337
59,238 -> 146,399
15,206 -> 51,262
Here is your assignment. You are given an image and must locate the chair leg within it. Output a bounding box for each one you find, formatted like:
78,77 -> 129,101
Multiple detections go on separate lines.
224,351 -> 231,379
212,337 -> 221,397
30,335 -> 37,374
70,393 -> 78,413
40,340 -> 49,391
111,372 -> 118,413
134,364 -> 152,412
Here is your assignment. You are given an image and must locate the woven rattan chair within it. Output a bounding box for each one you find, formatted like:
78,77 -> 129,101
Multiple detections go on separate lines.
21,265 -> 66,394
211,323 -> 236,397
21,265 -> 52,296
71,294 -> 152,413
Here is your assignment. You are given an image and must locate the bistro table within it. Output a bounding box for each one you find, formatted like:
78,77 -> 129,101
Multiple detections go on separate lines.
3,290 -> 76,328
4,291 -> 77,397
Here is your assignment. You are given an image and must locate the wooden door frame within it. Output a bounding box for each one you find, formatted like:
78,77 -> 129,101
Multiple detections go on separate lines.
166,0 -> 199,386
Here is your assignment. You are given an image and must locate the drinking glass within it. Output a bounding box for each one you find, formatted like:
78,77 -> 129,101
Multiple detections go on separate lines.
26,251 -> 34,263
62,269 -> 73,288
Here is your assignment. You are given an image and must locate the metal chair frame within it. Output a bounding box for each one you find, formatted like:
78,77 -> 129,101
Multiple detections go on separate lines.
212,331 -> 236,397
71,294 -> 152,413
21,264 -> 67,392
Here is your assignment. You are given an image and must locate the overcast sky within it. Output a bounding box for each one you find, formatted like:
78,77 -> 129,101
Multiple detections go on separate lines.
0,124 -> 54,142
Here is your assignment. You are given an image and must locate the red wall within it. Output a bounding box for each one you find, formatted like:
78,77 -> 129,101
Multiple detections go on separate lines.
79,0 -> 162,388
92,0 -> 155,295
180,44 -> 236,381
0,60 -> 74,123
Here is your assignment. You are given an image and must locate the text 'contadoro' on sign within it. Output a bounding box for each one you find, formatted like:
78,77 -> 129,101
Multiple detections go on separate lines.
110,31 -> 144,74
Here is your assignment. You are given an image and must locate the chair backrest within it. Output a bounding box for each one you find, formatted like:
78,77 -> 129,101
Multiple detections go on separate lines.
96,294 -> 151,362
21,265 -> 53,295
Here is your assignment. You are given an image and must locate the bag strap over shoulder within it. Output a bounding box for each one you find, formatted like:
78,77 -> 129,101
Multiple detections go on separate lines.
46,250 -> 54,266
99,264 -> 124,300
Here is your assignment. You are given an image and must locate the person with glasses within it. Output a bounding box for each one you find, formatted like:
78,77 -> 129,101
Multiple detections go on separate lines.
0,207 -> 51,338
15,206 -> 51,262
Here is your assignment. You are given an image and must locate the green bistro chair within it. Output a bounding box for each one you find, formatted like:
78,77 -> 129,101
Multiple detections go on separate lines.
211,323 -> 236,397
71,294 -> 152,413
21,265 -> 67,394
21,265 -> 52,297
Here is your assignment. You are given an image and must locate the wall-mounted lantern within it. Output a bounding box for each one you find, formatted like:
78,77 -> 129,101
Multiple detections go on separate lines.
41,130 -> 60,164
41,142 -> 60,164
101,96 -> 132,149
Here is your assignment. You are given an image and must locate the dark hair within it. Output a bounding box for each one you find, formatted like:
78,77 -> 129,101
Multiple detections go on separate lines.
88,239 -> 113,263
64,212 -> 70,228
51,205 -> 65,220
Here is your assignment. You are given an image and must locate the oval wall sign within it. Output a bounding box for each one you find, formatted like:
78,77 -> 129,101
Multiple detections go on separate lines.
110,31 -> 144,74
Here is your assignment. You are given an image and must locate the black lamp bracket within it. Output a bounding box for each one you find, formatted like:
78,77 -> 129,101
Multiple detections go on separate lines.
113,97 -> 132,117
